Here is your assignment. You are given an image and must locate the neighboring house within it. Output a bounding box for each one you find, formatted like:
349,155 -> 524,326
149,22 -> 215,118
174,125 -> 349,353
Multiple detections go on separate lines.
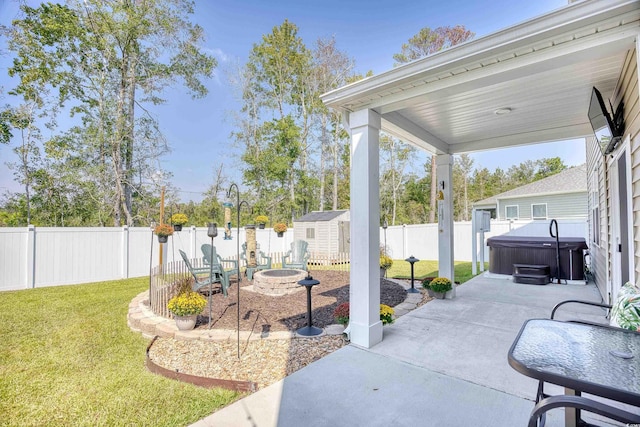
293,210 -> 350,257
473,165 -> 587,221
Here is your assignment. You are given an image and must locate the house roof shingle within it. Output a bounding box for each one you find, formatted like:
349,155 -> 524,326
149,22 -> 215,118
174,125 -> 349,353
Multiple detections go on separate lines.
294,210 -> 348,222
473,164 -> 587,208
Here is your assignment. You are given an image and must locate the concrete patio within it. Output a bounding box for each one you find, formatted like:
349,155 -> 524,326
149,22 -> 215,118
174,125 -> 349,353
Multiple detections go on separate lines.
192,274 -> 622,427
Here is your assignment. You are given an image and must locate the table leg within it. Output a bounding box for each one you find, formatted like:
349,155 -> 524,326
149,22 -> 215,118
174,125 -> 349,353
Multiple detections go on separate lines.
564,388 -> 578,427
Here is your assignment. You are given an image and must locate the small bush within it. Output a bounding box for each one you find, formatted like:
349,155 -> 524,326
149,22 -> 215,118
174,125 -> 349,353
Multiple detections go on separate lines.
426,277 -> 452,293
167,291 -> 207,317
333,302 -> 350,325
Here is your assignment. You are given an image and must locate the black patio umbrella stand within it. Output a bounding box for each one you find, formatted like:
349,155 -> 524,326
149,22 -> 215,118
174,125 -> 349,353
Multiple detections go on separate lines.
296,274 -> 323,336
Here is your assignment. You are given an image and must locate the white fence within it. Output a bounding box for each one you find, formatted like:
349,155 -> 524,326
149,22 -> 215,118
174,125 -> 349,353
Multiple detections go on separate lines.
0,219 -> 587,291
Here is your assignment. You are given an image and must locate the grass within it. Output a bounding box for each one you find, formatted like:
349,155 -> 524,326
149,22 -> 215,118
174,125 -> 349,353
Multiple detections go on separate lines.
386,260 -> 488,284
0,277 -> 239,427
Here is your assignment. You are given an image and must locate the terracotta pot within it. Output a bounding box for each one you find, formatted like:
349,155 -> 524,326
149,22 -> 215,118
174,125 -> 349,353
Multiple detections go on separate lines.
175,315 -> 197,331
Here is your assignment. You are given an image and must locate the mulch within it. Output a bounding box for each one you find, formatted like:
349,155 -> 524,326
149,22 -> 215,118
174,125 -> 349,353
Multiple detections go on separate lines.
195,270 -> 407,333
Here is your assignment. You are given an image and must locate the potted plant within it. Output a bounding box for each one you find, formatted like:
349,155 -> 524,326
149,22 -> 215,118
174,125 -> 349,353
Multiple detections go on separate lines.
167,289 -> 207,331
333,302 -> 350,326
423,277 -> 452,299
380,255 -> 393,278
274,222 -> 287,237
154,223 -> 174,243
255,215 -> 269,229
170,213 -> 188,231
380,304 -> 395,325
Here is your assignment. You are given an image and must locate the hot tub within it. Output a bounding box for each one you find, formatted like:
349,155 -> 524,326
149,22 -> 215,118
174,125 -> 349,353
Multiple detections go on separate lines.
486,236 -> 588,281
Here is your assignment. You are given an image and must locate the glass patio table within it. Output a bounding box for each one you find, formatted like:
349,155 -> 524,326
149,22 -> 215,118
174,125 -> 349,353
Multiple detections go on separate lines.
508,319 -> 640,427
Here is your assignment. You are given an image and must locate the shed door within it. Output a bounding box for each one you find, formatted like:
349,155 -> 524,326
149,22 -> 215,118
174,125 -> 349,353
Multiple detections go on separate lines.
338,221 -> 350,253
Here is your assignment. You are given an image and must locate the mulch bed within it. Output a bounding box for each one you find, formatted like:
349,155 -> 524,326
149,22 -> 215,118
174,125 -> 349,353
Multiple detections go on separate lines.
195,270 -> 407,333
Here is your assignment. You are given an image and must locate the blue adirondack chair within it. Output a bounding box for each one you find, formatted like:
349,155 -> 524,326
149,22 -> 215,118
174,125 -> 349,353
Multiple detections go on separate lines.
178,249 -> 225,295
200,244 -> 238,295
282,240 -> 310,270
241,242 -> 272,280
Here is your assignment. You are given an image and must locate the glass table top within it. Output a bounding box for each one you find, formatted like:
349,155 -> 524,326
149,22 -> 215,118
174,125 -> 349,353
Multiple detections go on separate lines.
510,319 -> 640,399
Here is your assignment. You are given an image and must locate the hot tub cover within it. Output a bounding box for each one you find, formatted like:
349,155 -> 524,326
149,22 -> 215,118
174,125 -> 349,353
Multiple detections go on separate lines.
487,236 -> 588,251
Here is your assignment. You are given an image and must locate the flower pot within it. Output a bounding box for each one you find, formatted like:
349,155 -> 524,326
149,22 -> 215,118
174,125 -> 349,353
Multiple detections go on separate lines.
175,315 -> 197,331
425,288 -> 436,298
258,223 -> 265,229
157,235 -> 168,243
173,224 -> 183,232
277,232 -> 283,237
380,267 -> 386,278
433,292 -> 446,299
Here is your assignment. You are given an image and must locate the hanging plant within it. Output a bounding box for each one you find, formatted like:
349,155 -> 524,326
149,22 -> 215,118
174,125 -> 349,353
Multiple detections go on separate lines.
154,224 -> 174,243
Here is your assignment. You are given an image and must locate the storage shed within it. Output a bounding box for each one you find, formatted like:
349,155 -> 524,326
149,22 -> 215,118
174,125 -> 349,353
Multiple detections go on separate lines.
293,210 -> 350,261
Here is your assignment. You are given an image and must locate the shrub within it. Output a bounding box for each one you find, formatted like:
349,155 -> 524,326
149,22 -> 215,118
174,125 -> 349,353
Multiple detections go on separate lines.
170,213 -> 188,225
154,223 -> 174,237
333,302 -> 350,325
380,304 -> 394,325
254,215 -> 269,224
273,222 -> 288,233
167,291 -> 207,317
380,255 -> 393,270
427,277 -> 452,293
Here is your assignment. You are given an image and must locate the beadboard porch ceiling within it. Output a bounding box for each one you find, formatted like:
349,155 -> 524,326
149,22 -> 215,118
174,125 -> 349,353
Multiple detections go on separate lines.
321,0 -> 640,155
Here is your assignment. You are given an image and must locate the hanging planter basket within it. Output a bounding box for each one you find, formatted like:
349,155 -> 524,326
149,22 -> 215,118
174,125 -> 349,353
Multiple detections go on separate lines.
258,223 -> 265,229
277,232 -> 284,237
173,224 -> 183,232
158,235 -> 168,243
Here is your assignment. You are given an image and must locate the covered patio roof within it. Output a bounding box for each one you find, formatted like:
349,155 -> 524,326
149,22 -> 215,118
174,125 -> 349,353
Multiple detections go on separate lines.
322,0 -> 639,155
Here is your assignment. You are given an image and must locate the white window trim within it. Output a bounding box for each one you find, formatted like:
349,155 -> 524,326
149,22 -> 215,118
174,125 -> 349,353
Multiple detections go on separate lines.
505,205 -> 519,220
531,203 -> 547,220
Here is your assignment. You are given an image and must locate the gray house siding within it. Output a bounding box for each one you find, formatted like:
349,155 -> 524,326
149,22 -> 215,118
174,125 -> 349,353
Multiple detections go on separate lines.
497,192 -> 587,221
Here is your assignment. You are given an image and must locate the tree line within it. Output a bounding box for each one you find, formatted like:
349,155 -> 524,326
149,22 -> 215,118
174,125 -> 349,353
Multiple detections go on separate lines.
0,2 -> 569,227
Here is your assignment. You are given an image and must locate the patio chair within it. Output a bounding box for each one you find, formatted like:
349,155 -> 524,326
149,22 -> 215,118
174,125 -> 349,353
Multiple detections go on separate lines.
241,242 -> 272,280
178,249 -> 224,294
200,244 -> 238,296
282,239 -> 310,270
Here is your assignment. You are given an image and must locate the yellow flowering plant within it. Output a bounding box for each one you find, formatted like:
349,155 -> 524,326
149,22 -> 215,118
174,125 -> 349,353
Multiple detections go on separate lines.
380,304 -> 394,325
170,213 -> 188,225
379,255 -> 393,270
254,215 -> 269,224
424,277 -> 452,293
167,291 -> 207,317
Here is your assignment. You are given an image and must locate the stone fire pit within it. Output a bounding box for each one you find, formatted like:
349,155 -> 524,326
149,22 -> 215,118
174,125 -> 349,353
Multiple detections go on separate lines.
253,269 -> 307,296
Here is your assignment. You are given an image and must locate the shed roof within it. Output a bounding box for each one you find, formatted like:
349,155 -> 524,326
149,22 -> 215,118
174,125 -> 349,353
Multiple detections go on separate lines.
474,164 -> 587,207
294,210 -> 348,222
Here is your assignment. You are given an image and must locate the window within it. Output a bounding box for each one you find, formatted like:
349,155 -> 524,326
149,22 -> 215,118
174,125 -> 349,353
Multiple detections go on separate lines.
505,205 -> 519,220
531,203 -> 547,220
306,228 -> 315,239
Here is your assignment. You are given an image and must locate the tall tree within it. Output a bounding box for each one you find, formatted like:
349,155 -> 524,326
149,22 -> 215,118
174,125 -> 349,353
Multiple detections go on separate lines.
6,0 -> 215,226
393,25 -> 474,223
380,134 -> 415,225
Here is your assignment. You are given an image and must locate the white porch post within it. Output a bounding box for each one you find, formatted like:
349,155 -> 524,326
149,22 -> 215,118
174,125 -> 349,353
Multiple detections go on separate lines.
436,154 -> 456,297
348,109 -> 383,348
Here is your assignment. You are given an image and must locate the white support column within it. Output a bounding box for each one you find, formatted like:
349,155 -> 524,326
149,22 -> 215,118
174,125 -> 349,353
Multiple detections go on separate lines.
348,109 -> 383,348
436,154 -> 456,297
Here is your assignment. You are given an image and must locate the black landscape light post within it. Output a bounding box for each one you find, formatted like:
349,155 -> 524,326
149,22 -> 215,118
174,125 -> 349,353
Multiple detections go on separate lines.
382,219 -> 388,255
296,274 -> 323,336
227,183 -> 250,358
405,255 -> 420,293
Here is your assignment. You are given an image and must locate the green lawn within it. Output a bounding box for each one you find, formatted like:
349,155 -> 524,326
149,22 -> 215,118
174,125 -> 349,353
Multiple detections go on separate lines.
387,260 -> 488,284
0,277 -> 239,427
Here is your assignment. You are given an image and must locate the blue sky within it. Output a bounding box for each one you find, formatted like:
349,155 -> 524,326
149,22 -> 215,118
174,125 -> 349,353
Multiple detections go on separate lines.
0,0 -> 584,201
